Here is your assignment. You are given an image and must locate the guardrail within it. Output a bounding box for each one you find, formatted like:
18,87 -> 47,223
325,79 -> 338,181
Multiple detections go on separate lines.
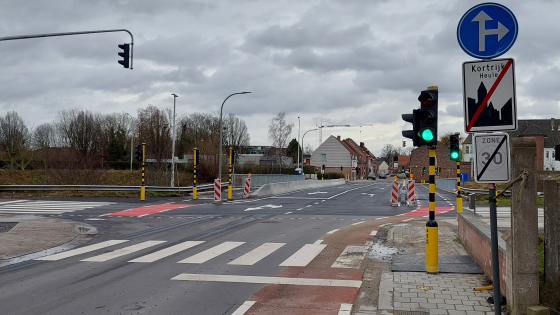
0,182 -> 228,193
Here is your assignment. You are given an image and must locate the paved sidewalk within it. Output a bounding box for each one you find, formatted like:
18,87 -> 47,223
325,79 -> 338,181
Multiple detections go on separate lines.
0,214 -> 97,266
354,218 -> 501,315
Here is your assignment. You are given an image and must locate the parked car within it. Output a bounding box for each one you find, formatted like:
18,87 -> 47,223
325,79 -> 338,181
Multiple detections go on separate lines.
378,172 -> 387,179
367,172 -> 376,180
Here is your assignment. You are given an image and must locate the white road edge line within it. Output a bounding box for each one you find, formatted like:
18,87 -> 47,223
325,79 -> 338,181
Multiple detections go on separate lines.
338,303 -> 353,315
326,229 -> 339,234
351,221 -> 365,226
171,274 -> 362,288
231,301 -> 256,315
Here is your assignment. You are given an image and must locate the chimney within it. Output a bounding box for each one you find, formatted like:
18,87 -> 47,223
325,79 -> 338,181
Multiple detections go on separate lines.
552,118 -> 555,131
337,135 -> 341,141
360,142 -> 365,147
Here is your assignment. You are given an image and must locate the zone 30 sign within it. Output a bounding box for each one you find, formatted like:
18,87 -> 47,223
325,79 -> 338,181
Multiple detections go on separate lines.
473,133 -> 511,183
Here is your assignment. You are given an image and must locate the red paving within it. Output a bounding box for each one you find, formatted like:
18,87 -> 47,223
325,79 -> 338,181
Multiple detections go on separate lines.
107,203 -> 195,216
401,206 -> 454,216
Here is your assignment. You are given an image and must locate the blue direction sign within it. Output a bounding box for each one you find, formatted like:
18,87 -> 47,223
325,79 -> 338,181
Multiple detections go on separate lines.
457,3 -> 518,59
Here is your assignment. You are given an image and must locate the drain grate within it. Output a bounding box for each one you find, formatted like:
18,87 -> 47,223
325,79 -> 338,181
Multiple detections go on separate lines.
394,311 -> 429,315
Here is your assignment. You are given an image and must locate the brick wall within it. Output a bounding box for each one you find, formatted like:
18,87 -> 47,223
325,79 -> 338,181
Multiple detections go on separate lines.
409,142 -> 472,180
458,212 -> 507,295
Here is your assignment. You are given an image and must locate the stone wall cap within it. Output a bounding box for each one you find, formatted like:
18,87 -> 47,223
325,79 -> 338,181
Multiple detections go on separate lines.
511,137 -> 536,147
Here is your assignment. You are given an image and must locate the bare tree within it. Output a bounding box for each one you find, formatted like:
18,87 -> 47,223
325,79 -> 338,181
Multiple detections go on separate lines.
56,109 -> 104,159
268,111 -> 293,166
32,123 -> 58,169
102,113 -> 134,162
0,111 -> 32,170
137,105 -> 172,169
223,113 -> 250,153
176,112 -> 219,158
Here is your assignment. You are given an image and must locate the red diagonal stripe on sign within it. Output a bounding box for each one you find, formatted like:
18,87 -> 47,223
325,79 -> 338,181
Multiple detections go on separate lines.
466,59 -> 513,132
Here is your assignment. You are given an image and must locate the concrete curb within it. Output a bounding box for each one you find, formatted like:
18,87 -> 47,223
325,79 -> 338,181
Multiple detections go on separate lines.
250,179 -> 346,198
0,215 -> 97,266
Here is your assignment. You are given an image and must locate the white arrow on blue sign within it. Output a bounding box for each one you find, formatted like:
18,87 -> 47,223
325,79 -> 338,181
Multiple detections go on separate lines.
457,3 -> 518,59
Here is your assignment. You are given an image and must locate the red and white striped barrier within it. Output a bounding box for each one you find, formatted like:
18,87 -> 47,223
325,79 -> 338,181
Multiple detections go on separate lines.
214,179 -> 221,202
243,176 -> 251,198
391,180 -> 399,206
407,179 -> 416,205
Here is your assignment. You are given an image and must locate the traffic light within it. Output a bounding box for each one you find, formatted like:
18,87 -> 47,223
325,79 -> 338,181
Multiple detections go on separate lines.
135,145 -> 143,162
417,88 -> 438,146
401,166 -> 405,172
194,149 -> 200,165
422,166 -> 426,173
556,145 -> 560,161
231,149 -> 236,164
118,43 -> 130,68
322,164 -> 325,171
449,134 -> 460,161
402,110 -> 419,146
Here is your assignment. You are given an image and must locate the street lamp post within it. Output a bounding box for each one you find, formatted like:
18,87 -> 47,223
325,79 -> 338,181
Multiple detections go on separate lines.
301,128 -> 318,172
297,117 -> 300,170
218,92 -> 251,190
171,94 -> 178,187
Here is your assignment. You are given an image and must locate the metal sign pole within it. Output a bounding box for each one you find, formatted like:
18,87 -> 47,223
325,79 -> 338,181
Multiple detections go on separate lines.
489,183 -> 501,315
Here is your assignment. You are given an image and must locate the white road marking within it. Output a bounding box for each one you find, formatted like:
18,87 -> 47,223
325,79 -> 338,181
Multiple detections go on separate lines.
314,240 -> 323,244
308,191 -> 328,195
351,221 -> 365,226
376,217 -> 388,220
231,301 -> 256,315
297,208 -> 303,211
370,230 -> 377,236
177,242 -> 245,264
284,212 -> 292,214
331,245 -> 369,269
229,243 -> 285,265
171,273 -> 362,288
128,241 -> 205,263
81,241 -> 165,262
403,218 -> 414,222
279,244 -> 326,267
36,240 -> 128,261
338,303 -> 353,315
326,229 -> 340,234
379,223 -> 389,227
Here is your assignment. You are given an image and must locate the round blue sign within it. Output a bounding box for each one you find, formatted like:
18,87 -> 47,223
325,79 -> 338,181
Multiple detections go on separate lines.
457,2 -> 518,59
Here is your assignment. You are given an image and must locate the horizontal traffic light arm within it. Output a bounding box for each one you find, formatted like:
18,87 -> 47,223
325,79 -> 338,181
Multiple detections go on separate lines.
0,29 -> 135,69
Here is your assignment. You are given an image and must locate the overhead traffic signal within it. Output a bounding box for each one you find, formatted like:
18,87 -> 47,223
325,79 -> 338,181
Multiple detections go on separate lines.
449,134 -> 460,161
118,43 -> 130,68
135,145 -> 143,162
417,88 -> 438,146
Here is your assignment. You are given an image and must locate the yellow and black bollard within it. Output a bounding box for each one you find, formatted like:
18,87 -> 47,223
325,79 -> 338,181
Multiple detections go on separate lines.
140,143 -> 146,201
426,147 -> 438,274
228,147 -> 233,200
193,148 -> 198,199
456,161 -> 462,214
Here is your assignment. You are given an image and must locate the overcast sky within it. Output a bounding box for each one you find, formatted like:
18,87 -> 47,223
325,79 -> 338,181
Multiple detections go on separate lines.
1,0 -> 558,157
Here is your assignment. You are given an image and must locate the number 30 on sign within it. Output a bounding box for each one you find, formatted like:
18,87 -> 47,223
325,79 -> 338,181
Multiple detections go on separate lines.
473,133 -> 511,183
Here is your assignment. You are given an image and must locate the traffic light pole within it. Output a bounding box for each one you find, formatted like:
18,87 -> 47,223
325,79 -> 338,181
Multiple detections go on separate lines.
456,161 -> 462,214
426,146 -> 438,274
0,29 -> 134,69
140,143 -> 145,201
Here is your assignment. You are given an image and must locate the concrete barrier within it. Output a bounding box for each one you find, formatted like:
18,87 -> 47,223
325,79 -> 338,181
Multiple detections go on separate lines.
250,179 -> 346,198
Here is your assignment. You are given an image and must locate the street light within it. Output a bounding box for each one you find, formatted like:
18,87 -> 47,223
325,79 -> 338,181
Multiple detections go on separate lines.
171,93 -> 178,187
218,92 -> 251,185
297,117 -> 300,170
301,128 -> 318,171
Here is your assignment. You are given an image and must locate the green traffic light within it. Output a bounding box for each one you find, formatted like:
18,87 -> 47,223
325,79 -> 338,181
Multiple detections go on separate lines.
419,128 -> 434,141
450,151 -> 459,160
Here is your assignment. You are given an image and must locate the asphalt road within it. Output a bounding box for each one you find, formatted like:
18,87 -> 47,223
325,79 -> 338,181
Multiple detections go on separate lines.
0,180 -> 459,315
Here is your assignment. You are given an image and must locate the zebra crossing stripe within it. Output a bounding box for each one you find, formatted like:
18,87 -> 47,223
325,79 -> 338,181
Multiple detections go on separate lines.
36,240 -> 129,261
171,273 -> 362,288
279,244 -> 326,267
128,241 -> 206,263
177,242 -> 245,264
331,245 -> 369,269
228,243 -> 285,265
81,241 -> 166,262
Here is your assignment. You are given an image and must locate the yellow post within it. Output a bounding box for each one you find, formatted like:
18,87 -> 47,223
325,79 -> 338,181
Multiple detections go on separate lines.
456,161 -> 462,213
140,143 -> 146,201
193,148 -> 197,199
426,147 -> 438,274
228,147 -> 233,200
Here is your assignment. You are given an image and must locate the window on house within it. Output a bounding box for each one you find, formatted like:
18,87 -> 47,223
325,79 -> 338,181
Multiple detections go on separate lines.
553,151 -> 556,159
547,151 -> 549,159
321,154 -> 326,161
465,146 -> 470,154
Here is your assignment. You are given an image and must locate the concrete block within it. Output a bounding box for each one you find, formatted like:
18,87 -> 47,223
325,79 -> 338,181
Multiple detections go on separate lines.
527,306 -> 550,315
